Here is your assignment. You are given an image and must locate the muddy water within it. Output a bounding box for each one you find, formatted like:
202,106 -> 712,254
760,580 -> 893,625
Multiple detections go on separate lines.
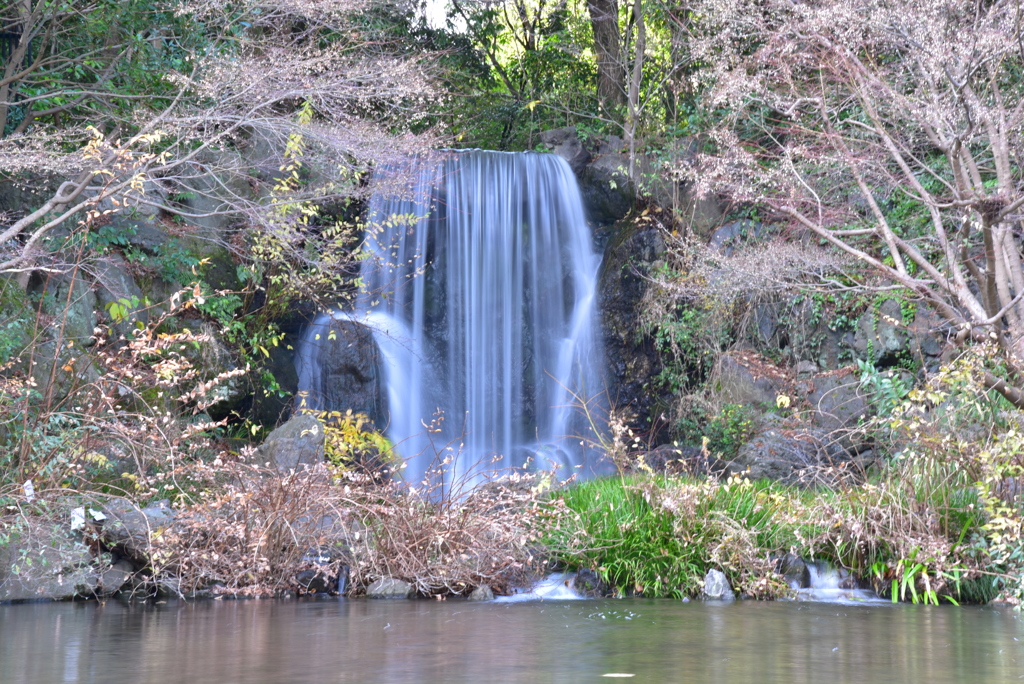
1,598 -> 1021,683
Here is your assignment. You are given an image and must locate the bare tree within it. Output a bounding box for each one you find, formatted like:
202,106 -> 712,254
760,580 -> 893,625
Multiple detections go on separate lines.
685,0 -> 1024,406
1,0 -> 438,278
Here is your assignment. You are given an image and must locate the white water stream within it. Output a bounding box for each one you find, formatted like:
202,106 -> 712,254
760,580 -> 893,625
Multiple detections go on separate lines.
296,151 -> 608,487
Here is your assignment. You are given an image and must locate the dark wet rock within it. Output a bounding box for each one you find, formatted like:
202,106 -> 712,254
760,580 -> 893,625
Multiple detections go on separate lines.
468,585 -> 495,601
540,127 -> 592,175
296,546 -> 349,595
256,413 -> 325,472
752,304 -> 780,347
599,225 -> 672,437
295,319 -> 387,431
571,568 -> 612,598
296,568 -> 338,595
579,152 -> 635,224
366,577 -> 414,599
250,341 -> 301,427
776,554 -> 811,589
702,569 -> 735,601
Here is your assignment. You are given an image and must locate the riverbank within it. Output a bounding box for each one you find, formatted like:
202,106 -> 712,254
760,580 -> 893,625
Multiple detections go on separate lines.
1,453 -> 1016,606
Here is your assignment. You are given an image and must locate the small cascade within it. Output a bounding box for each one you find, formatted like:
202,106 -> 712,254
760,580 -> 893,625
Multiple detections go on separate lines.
496,573 -> 584,602
296,151 -> 608,486
795,562 -> 883,604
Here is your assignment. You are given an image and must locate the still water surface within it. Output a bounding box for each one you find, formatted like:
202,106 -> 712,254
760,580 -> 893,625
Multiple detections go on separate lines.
1,598 -> 1021,683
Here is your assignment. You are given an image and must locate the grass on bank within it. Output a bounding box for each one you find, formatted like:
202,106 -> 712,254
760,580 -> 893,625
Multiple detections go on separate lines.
538,472 -> 1002,604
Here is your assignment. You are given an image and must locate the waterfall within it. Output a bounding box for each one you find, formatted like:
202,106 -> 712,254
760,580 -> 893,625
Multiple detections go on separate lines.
296,150 -> 608,486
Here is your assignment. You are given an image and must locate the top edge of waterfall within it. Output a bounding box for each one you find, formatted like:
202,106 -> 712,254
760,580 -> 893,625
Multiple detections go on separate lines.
433,148 -> 554,155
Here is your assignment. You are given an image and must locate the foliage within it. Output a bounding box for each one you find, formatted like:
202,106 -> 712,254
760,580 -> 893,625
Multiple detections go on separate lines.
647,304 -> 730,393
542,473 -> 820,598
684,0 -> 1024,407
541,463 -> 996,603
675,403 -> 758,458
857,360 -> 913,419
311,409 -> 393,470
0,287 -> 241,492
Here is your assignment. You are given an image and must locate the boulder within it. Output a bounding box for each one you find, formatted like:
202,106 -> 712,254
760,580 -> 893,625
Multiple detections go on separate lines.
708,220 -> 768,256
256,413 -> 325,472
726,427 -> 853,485
906,306 -> 946,367
178,150 -> 253,236
0,523 -> 98,603
101,498 -> 176,558
539,127 -> 592,175
634,138 -> 723,237
184,323 -> 248,420
850,299 -> 909,365
578,152 -> 635,224
714,353 -> 786,407
366,577 -> 414,599
97,176 -> 168,228
33,271 -> 97,347
26,340 -> 101,402
805,373 -> 870,435
92,255 -> 147,342
0,565 -> 99,603
467,585 -> 495,601
702,569 -> 735,601
99,560 -> 136,596
294,319 -> 387,430
570,568 -> 611,598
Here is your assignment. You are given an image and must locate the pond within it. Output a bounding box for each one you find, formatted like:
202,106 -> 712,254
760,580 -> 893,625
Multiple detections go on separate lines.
1,597 -> 1021,683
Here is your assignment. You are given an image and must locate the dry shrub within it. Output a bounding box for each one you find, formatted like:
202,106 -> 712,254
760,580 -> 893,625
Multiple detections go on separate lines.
147,460 -> 549,597
654,233 -> 852,310
346,472 -> 548,596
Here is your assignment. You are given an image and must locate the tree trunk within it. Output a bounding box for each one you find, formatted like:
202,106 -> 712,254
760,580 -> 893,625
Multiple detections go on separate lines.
625,0 -> 645,179
587,0 -> 624,113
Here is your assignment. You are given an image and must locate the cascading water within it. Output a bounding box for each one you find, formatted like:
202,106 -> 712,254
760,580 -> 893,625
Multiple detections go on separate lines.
295,150 -> 608,486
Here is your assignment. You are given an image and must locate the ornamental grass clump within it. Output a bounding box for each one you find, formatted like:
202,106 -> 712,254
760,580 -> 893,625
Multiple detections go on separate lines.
539,474 -> 824,599
539,468 -> 997,603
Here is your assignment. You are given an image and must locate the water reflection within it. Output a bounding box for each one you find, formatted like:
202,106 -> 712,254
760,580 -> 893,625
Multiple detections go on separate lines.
0,599 -> 1021,683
